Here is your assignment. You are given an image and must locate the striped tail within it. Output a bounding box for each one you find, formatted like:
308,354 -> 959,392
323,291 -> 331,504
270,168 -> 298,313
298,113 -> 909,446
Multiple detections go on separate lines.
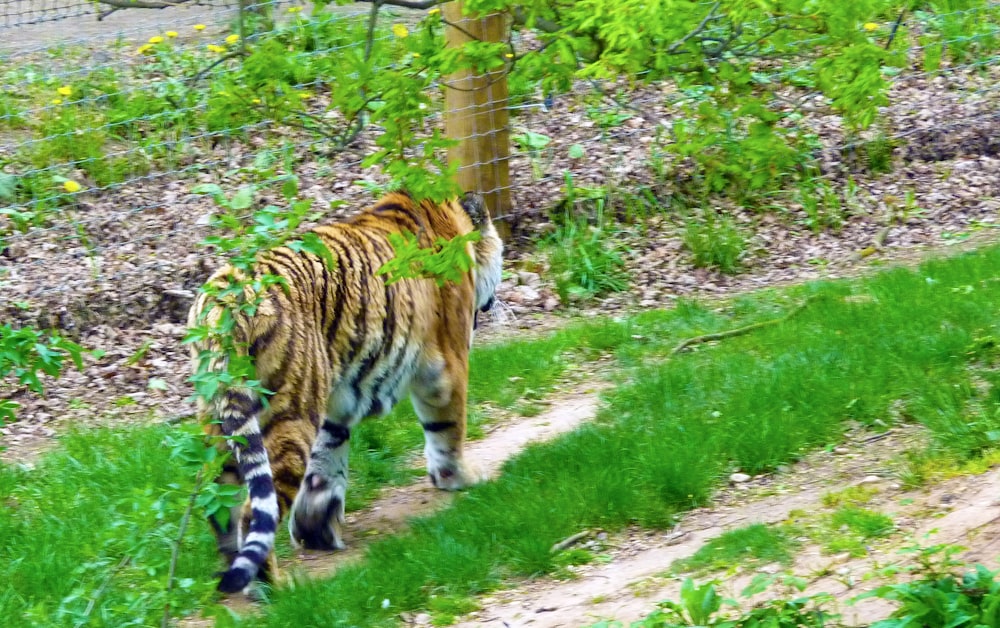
216,387 -> 279,594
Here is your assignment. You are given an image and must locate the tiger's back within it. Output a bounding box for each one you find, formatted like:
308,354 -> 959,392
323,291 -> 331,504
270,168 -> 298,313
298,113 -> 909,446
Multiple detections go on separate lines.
188,192 -> 504,593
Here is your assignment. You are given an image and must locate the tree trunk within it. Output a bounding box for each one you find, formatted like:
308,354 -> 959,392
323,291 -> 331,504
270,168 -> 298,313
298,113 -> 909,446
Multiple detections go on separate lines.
442,1 -> 513,239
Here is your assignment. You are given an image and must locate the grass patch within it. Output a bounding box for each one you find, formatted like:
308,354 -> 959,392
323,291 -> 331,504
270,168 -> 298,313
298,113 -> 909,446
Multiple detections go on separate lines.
248,244 -> 1000,627
821,507 -> 895,557
821,485 -> 880,508
0,426 -> 220,626
671,524 -> 797,575
427,594 -> 479,626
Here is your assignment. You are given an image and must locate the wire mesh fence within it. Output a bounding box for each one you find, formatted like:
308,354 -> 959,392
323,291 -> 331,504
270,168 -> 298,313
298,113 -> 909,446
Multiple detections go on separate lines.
2,1 -> 1000,338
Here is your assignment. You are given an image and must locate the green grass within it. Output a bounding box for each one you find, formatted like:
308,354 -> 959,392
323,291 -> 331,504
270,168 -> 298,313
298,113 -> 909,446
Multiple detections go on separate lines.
247,245 -> 1000,627
671,524 -> 797,575
0,426 -> 219,627
821,507 -> 895,557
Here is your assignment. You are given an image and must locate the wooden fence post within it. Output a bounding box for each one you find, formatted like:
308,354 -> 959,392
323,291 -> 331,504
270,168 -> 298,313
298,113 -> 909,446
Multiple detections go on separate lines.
442,1 -> 513,239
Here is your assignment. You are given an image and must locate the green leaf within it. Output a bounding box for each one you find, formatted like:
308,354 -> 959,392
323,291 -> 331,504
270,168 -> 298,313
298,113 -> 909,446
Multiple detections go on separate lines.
230,186 -> 255,211
568,144 -> 585,159
0,173 -> 18,202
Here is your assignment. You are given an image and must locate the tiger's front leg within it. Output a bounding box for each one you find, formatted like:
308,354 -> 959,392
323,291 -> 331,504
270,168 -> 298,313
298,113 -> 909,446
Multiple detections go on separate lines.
411,355 -> 477,491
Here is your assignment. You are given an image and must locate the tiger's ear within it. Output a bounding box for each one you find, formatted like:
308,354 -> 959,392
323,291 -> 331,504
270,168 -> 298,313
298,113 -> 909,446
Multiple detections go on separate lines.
459,192 -> 489,226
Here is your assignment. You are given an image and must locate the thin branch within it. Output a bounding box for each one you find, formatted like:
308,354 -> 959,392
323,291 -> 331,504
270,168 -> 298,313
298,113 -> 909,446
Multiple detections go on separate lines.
353,0 -> 441,8
75,555 -> 131,628
162,467 -> 205,628
885,9 -> 907,50
666,1 -> 722,55
188,51 -> 246,85
96,0 -> 192,9
550,530 -> 591,553
670,299 -> 814,355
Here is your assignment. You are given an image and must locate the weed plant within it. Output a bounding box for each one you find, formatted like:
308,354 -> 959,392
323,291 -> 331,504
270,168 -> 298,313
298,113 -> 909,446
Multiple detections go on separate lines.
671,524 -> 797,575
682,209 -> 748,273
544,204 -> 629,303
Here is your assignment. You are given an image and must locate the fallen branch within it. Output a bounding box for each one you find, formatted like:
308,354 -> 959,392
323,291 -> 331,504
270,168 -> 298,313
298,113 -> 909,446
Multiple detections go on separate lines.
96,0 -> 193,18
550,529 -> 591,553
75,555 -> 131,628
670,299 -> 814,355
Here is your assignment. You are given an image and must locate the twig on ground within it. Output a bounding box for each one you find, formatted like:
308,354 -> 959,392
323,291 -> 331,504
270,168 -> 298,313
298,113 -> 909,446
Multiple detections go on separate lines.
75,555 -> 131,628
550,529 -> 591,553
670,299 -> 814,355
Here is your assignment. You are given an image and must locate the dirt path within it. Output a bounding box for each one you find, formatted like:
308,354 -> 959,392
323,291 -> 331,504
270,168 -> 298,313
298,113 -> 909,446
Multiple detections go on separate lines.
177,386 -> 606,624
293,387 -> 604,581
449,424 -> 1000,628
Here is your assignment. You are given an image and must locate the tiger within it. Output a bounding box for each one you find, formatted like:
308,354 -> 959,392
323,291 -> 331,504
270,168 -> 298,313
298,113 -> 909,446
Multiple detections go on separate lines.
187,191 -> 504,593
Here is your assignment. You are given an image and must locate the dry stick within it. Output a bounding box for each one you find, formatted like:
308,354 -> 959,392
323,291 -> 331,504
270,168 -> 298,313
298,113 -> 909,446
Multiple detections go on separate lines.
550,530 -> 591,553
670,299 -> 813,356
162,466 -> 205,628
885,9 -> 907,50
75,555 -> 131,628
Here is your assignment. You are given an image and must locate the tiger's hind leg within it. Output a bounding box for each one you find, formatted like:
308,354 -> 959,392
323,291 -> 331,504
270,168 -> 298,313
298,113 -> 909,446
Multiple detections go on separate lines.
411,355 -> 477,491
289,397 -> 358,551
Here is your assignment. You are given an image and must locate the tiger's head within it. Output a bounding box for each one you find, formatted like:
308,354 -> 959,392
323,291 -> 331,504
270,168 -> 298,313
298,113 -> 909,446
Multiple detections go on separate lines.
459,192 -> 504,321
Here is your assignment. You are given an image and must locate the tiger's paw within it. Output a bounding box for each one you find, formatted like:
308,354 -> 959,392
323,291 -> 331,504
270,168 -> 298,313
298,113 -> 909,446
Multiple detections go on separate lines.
289,473 -> 346,551
427,457 -> 480,491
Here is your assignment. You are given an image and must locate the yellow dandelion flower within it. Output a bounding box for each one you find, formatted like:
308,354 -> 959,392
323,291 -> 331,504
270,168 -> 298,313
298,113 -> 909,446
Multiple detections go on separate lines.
287,6 -> 303,13
428,7 -> 440,15
412,52 -> 421,58
863,22 -> 879,31
251,98 -> 262,104
51,98 -> 63,105
63,180 -> 82,193
392,23 -> 409,38
207,44 -> 227,53
225,34 -> 240,45
194,23 -> 206,31
57,85 -> 72,97
504,53 -> 514,58
136,43 -> 154,54
148,35 -> 164,44
297,91 -> 313,100
166,30 -> 178,38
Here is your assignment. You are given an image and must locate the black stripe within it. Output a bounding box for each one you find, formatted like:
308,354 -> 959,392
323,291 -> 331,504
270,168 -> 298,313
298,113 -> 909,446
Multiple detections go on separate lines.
320,423 -> 350,449
224,390 -> 264,417
272,465 -> 301,493
371,203 -> 422,231
422,421 -> 457,433
241,432 -> 266,456
325,238 -> 352,350
367,284 -> 400,407
247,510 -> 276,534
315,250 -> 331,334
269,249 -> 312,294
247,473 -> 275,500
248,319 -> 278,359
